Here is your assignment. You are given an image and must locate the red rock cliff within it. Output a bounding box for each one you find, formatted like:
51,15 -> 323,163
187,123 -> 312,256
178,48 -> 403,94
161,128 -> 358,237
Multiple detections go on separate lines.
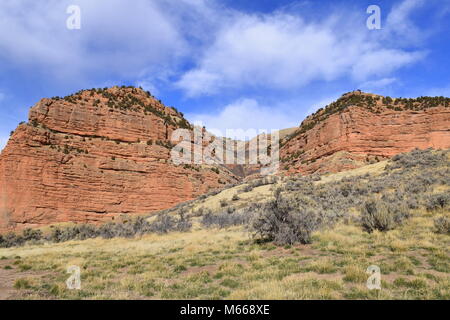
0,87 -> 238,231
280,91 -> 450,174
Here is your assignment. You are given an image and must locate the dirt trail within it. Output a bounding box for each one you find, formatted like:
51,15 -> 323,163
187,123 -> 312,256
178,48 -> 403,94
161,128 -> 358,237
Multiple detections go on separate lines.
0,258 -> 56,300
0,259 -> 21,300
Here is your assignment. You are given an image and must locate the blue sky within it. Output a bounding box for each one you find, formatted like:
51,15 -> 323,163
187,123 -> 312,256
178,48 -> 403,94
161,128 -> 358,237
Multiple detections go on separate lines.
1,0 -> 450,149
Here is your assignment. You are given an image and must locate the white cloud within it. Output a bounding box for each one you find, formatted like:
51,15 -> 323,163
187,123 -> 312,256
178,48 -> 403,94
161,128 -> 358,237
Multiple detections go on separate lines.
0,0 -> 212,83
0,0 -> 430,95
359,78 -> 397,91
187,98 -> 299,138
385,0 -> 426,44
177,2 -> 426,97
186,93 -> 351,139
351,49 -> 424,81
0,92 -> 4,102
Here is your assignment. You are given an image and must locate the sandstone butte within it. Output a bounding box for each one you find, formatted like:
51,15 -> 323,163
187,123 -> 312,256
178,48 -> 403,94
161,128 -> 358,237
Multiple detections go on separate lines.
279,90 -> 450,174
0,87 -> 240,231
1,88 -> 449,231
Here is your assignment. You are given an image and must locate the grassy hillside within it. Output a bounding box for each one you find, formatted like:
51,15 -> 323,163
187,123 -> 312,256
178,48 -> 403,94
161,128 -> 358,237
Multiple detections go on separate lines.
0,149 -> 448,300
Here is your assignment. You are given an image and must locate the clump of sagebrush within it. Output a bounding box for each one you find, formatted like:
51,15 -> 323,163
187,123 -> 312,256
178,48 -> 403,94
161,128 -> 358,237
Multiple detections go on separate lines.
0,233 -> 23,248
198,189 -> 221,200
201,209 -> 251,229
0,213 -> 192,248
220,199 -> 228,207
248,177 -> 277,188
49,224 -> 98,242
251,189 -> 324,245
425,193 -> 449,211
361,199 -> 410,233
433,216 -> 450,234
208,148 -> 447,243
0,228 -> 44,248
22,228 -> 43,242
385,148 -> 448,170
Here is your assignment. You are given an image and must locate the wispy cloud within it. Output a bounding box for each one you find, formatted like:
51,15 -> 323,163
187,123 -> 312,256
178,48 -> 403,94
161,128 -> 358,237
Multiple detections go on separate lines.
385,0 -> 427,44
0,0 -> 210,84
360,78 -> 397,91
186,94 -> 347,138
176,2 -> 426,97
0,0 -> 435,95
187,98 -> 299,137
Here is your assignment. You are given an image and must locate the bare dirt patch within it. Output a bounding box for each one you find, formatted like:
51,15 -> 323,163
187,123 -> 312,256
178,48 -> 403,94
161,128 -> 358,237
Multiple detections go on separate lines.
0,259 -> 56,300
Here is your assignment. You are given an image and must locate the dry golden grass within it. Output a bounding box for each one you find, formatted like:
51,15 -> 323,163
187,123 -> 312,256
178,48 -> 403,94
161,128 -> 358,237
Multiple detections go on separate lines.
317,160 -> 388,184
190,183 -> 276,213
0,205 -> 448,300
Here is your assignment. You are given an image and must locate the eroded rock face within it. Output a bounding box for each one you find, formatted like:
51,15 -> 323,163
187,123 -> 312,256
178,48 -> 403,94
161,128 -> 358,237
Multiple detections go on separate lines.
0,87 -> 238,231
280,92 -> 450,174
1,89 -> 449,231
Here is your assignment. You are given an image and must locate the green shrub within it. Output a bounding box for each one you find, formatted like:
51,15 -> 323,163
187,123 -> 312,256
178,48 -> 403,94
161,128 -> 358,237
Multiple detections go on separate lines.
425,193 -> 450,211
387,148 -> 447,170
14,279 -> 31,289
0,232 -> 25,248
434,216 -> 450,234
22,228 -> 42,242
201,211 -> 250,229
220,199 -> 228,208
361,199 -> 409,233
211,167 -> 220,174
252,192 -> 322,245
